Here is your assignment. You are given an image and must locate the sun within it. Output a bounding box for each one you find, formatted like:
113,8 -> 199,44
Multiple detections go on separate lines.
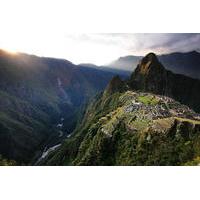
3,48 -> 18,55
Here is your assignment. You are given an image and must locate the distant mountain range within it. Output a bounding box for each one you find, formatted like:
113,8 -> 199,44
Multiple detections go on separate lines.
107,51 -> 200,79
78,63 -> 131,77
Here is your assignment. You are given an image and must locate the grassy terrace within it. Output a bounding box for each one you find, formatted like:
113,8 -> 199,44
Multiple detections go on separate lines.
137,95 -> 159,105
100,107 -> 124,134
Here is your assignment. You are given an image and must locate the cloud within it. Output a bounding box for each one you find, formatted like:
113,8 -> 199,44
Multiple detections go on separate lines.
64,33 -> 200,64
1,33 -> 200,65
139,33 -> 200,54
70,33 -> 200,54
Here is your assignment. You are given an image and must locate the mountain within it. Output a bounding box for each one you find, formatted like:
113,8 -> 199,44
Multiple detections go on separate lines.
109,51 -> 200,79
130,53 -> 200,113
159,51 -> 200,79
108,55 -> 141,72
0,50 -> 120,164
78,63 -> 131,77
39,53 -> 200,166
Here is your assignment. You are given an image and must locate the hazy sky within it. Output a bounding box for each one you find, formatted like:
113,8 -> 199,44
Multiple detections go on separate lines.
0,2 -> 200,65
1,33 -> 200,65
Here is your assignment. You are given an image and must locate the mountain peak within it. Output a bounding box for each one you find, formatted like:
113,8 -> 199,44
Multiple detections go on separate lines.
129,52 -> 167,94
139,52 -> 164,73
129,52 -> 200,112
104,75 -> 125,96
141,52 -> 158,64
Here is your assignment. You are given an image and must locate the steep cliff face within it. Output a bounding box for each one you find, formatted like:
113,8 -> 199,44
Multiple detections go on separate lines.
130,53 -> 168,94
130,53 -> 200,112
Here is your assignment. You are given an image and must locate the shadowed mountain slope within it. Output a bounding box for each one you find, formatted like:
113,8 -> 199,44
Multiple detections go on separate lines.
0,50 -> 119,164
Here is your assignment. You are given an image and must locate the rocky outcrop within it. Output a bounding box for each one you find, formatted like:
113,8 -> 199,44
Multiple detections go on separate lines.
130,53 -> 168,95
